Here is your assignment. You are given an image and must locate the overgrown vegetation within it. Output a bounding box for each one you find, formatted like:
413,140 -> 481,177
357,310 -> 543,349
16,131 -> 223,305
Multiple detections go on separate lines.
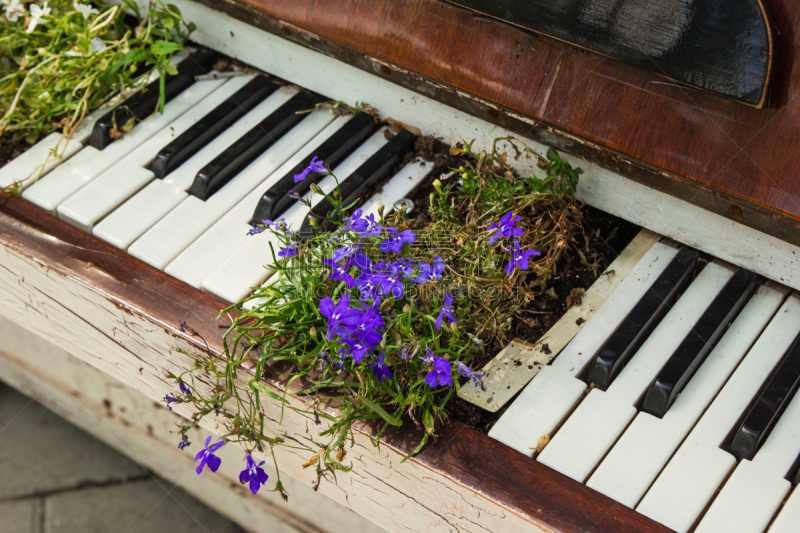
167,137 -> 591,494
0,0 -> 192,145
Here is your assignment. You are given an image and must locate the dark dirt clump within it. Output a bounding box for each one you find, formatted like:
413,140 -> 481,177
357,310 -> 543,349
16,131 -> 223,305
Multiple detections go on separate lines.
399,158 -> 641,432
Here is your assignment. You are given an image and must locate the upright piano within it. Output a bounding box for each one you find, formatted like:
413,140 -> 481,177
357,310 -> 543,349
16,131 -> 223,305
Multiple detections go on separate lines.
2,1 -> 800,532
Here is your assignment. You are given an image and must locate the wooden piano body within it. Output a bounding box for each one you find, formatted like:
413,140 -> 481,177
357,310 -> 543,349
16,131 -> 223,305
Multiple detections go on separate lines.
2,0 -> 800,531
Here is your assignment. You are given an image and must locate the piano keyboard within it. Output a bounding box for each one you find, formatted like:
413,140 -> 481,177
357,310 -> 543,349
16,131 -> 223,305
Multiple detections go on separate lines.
5,40 -> 800,533
0,48 -> 434,306
490,239 -> 800,533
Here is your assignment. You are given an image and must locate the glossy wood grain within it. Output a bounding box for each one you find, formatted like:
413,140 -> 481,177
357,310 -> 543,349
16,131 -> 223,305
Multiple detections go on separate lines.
210,0 -> 800,247
0,191 -> 673,532
447,0 -> 772,107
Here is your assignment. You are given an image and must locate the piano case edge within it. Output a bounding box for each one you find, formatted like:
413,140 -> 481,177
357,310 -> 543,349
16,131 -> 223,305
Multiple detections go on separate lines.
0,193 -> 674,533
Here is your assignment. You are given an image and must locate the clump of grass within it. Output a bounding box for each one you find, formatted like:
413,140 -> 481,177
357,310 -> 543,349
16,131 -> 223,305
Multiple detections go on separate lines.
166,137 -> 592,493
0,0 -> 192,146
414,137 -> 595,345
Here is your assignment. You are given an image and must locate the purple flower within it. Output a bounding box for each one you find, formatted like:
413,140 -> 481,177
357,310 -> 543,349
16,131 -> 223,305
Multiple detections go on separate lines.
194,436 -> 225,475
246,222 -> 265,236
178,434 -> 191,450
374,262 -> 407,299
319,294 -> 363,341
504,239 -> 541,276
380,227 -> 416,254
350,251 -> 374,272
367,352 -> 393,383
178,318 -> 189,333
488,211 -> 524,243
278,245 -> 298,258
239,452 -> 269,495
398,344 -> 419,361
420,347 -> 435,365
412,256 -> 444,283
346,308 -> 384,338
341,209 -> 369,233
425,356 -> 453,388
435,294 -> 456,330
355,272 -> 382,304
317,351 -> 331,370
341,329 -> 383,363
358,213 -> 382,238
321,258 -> 355,288
288,190 -> 303,201
179,382 -> 193,398
294,156 -> 326,183
164,394 -> 178,410
456,362 -> 485,388
333,243 -> 362,264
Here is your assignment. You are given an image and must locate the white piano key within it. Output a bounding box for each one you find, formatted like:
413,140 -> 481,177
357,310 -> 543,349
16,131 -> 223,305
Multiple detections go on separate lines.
92,79 -> 293,249
694,386 -> 800,533
0,52 -> 193,192
586,282 -> 787,508
769,485 -> 800,533
0,132 -> 82,190
537,262 -> 732,482
241,158 -> 432,311
358,158 -> 432,215
56,78 -> 233,232
21,147 -> 100,214
636,292 -> 800,533
128,109 -> 338,270
201,128 -> 391,303
165,115 -> 353,287
487,242 -> 678,455
28,78 -> 226,218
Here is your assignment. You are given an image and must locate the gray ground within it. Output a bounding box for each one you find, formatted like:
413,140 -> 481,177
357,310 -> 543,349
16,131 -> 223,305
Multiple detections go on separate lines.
0,383 -> 244,533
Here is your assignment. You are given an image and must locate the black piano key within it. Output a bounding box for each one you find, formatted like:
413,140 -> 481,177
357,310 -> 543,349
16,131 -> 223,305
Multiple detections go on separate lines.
641,269 -> 761,419
251,112 -> 379,223
189,90 -> 324,201
150,75 -> 277,179
585,247 -> 699,391
89,49 -> 218,150
298,129 -> 417,239
728,335 -> 800,462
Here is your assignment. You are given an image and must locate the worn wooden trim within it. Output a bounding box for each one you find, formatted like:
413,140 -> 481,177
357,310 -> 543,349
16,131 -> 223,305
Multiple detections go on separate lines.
0,192 -> 673,532
0,315 -> 376,533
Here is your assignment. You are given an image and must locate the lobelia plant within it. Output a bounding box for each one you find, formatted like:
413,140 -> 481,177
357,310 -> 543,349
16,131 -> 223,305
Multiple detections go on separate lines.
1,0 -> 192,192
165,135 -> 590,498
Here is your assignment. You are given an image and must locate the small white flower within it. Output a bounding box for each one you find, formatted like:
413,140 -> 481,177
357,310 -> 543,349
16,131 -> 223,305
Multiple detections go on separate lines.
90,37 -> 106,54
74,2 -> 97,19
5,0 -> 25,21
26,1 -> 52,34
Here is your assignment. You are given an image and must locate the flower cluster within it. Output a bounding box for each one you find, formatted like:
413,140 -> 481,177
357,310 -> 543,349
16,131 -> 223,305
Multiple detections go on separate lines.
168,146 -> 567,495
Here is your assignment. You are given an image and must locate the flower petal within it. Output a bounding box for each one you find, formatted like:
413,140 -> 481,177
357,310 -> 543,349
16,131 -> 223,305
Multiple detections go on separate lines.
206,454 -> 222,472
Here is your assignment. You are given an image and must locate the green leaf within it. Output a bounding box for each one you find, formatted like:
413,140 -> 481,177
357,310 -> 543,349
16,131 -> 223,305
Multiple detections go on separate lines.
249,380 -> 291,405
105,48 -> 149,85
150,40 -> 183,56
167,4 -> 182,17
358,394 -> 402,426
422,408 -> 435,433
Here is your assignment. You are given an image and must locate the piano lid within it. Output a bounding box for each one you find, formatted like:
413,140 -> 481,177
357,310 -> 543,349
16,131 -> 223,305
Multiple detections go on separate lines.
444,0 -> 773,108
201,0 -> 799,247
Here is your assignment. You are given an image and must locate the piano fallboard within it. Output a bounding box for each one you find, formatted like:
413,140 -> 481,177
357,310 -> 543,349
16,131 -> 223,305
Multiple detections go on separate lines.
200,0 -> 800,249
